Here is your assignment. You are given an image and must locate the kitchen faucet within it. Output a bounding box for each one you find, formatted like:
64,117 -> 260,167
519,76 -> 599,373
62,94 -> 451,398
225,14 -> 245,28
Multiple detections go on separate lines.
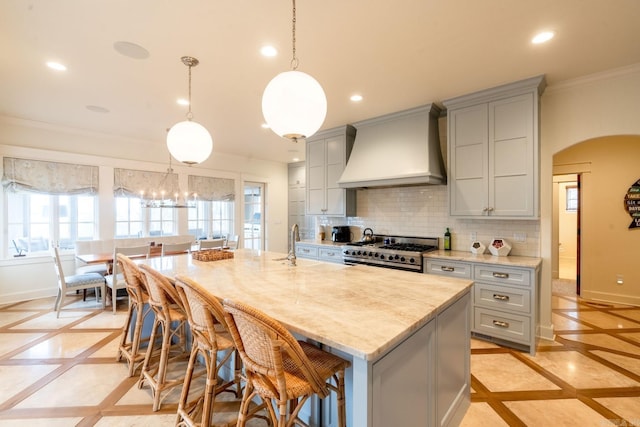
287,223 -> 300,266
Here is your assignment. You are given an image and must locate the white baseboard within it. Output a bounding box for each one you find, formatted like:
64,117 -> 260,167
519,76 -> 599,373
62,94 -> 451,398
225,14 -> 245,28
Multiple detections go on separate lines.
0,288 -> 57,305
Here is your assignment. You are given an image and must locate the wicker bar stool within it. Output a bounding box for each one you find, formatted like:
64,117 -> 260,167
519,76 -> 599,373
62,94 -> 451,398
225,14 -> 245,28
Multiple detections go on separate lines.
223,299 -> 351,427
115,254 -> 153,377
138,264 -> 189,411
173,275 -> 246,427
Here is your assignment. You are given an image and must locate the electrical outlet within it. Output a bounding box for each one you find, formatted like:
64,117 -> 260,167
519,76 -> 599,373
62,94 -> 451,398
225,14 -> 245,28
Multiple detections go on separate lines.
513,232 -> 526,243
616,274 -> 624,285
470,232 -> 477,241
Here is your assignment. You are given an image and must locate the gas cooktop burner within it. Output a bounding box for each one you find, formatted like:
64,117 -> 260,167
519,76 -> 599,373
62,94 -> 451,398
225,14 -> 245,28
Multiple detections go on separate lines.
342,235 -> 439,272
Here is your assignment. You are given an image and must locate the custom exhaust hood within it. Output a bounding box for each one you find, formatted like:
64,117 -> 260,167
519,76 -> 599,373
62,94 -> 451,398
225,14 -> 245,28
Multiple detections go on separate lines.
337,104 -> 446,188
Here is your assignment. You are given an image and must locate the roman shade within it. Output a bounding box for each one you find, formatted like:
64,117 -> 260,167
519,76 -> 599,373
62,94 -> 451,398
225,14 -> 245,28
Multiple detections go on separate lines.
188,175 -> 235,201
113,168 -> 179,200
2,157 -> 98,195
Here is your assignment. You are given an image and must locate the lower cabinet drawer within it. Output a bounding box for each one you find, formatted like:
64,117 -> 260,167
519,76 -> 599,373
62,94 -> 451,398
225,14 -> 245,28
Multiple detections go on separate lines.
473,307 -> 531,343
296,245 -> 318,259
318,247 -> 342,263
425,260 -> 472,279
474,283 -> 531,314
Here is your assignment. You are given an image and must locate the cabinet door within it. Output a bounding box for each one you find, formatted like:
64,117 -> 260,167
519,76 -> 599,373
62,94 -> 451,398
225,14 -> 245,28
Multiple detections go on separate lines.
449,104 -> 489,216
306,139 -> 326,215
489,93 -> 535,217
325,136 -> 346,215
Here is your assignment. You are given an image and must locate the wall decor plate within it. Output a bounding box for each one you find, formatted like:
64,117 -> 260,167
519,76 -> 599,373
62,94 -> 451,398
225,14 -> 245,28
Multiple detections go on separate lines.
489,238 -> 511,256
470,241 -> 486,254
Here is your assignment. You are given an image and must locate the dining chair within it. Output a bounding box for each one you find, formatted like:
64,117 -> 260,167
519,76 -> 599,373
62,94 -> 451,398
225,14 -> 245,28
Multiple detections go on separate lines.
138,264 -> 189,412
174,275 -> 247,427
116,253 -> 153,377
222,298 -> 351,427
161,241 -> 193,256
52,247 -> 106,318
198,238 -> 225,250
225,234 -> 239,250
105,244 -> 151,314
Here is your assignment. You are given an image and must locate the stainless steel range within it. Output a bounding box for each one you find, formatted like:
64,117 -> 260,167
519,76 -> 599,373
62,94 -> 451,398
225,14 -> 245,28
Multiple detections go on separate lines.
342,235 -> 439,272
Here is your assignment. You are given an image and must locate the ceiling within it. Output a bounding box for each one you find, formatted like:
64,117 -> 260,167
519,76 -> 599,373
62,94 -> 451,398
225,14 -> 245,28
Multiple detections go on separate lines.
1,1 -> 639,164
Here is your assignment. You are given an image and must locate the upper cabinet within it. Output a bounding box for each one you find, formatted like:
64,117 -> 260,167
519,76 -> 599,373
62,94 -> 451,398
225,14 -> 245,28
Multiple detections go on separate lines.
443,76 -> 546,218
306,125 -> 357,216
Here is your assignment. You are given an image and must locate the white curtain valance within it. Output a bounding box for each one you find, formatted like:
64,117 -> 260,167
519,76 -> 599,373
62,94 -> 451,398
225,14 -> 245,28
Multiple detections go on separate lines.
188,175 -> 235,201
2,157 -> 98,195
114,168 -> 179,200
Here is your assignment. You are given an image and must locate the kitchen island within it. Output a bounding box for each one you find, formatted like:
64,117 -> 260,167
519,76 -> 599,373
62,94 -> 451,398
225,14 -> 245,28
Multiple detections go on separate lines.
140,249 -> 473,427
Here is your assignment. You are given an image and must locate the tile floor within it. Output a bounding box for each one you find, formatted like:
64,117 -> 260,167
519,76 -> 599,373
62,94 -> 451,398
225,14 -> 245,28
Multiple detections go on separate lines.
1,291 -> 639,426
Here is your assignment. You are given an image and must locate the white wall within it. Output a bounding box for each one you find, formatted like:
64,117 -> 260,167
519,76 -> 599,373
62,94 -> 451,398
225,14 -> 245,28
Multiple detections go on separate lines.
0,117 -> 289,304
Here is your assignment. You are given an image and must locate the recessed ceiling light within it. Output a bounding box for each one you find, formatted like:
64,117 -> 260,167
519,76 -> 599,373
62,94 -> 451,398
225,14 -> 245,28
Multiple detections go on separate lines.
532,31 -> 554,44
86,105 -> 109,113
350,94 -> 363,102
292,157 -> 300,162
261,123 -> 270,129
177,98 -> 189,106
46,61 -> 67,71
113,41 -> 150,59
261,45 -> 278,57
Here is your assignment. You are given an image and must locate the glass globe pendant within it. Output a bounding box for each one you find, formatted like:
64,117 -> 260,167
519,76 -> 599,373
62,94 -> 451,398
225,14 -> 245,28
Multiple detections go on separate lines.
167,56 -> 212,165
261,0 -> 327,142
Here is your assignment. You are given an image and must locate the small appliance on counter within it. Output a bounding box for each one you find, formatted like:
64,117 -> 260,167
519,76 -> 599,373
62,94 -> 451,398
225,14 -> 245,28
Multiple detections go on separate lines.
331,226 -> 352,243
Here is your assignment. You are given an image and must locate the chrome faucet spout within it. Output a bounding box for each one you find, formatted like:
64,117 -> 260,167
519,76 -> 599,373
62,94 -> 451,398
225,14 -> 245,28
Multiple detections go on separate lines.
288,223 -> 300,266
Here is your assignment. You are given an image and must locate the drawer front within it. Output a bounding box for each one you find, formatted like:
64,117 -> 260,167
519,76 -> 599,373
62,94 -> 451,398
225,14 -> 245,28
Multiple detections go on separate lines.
474,283 -> 531,314
425,259 -> 472,279
296,245 -> 318,259
319,247 -> 343,263
473,264 -> 531,288
473,307 -> 531,343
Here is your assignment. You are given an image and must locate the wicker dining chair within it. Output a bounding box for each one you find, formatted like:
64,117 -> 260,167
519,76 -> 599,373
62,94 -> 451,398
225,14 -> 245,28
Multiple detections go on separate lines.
223,299 -> 351,427
115,253 -> 153,377
138,264 -> 189,411
173,275 -> 243,427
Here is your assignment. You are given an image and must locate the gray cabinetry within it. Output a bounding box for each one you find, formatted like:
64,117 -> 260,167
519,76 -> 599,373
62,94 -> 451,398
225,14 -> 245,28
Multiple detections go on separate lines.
443,75 -> 545,218
295,242 -> 344,264
306,125 -> 356,216
426,256 -> 539,355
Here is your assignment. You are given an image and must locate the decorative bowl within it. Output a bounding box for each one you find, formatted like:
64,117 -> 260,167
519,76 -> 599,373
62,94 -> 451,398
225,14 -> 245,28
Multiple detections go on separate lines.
470,241 -> 486,254
489,238 -> 511,256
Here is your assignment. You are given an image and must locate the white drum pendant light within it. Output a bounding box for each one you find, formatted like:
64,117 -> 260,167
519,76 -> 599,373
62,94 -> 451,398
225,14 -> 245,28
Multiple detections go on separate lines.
167,56 -> 212,165
262,0 -> 327,142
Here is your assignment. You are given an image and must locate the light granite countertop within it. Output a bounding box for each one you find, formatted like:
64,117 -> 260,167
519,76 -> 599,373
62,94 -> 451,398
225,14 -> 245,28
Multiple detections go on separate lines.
141,249 -> 473,361
425,250 -> 542,269
298,239 -> 348,247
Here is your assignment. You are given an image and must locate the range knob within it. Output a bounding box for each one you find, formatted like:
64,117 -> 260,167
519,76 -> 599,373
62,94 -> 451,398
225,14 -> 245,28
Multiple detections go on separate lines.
400,256 -> 406,262
369,251 -> 374,257
357,250 -> 362,256
394,254 -> 400,260
380,254 -> 385,260
409,258 -> 415,263
374,253 -> 379,258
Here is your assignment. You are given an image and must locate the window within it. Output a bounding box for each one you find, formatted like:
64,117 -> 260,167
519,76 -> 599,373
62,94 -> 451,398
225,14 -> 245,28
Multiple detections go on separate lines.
188,200 -> 234,240
566,186 -> 578,212
6,192 -> 97,255
115,196 -> 177,238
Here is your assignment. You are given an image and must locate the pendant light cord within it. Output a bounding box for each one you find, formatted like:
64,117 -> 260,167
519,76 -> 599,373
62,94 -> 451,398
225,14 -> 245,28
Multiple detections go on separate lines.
187,63 -> 193,120
291,0 -> 298,70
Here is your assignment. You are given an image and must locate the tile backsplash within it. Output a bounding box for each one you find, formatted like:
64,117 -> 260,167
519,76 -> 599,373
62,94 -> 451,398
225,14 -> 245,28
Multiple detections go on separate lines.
316,185 -> 540,257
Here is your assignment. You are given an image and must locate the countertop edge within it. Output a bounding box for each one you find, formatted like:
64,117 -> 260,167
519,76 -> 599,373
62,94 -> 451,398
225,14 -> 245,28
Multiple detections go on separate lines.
425,250 -> 542,269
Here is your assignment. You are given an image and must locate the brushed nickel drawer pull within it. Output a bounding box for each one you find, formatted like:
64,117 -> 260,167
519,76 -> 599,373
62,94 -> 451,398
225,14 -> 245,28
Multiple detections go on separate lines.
493,320 -> 509,328
302,249 -> 310,253
493,294 -> 510,301
326,252 -> 335,257
493,272 -> 509,279
441,266 -> 455,272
